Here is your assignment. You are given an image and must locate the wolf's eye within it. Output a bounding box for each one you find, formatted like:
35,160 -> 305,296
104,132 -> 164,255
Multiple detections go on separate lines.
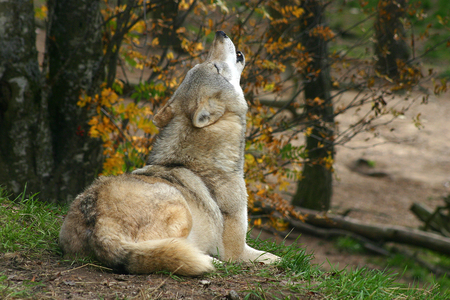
236,51 -> 244,63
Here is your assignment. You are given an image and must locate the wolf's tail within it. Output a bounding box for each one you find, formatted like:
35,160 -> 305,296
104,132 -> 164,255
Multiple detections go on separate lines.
101,238 -> 214,276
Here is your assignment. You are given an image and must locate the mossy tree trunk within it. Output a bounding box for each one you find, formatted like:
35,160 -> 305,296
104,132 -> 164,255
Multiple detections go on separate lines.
291,0 -> 334,211
0,0 -> 104,203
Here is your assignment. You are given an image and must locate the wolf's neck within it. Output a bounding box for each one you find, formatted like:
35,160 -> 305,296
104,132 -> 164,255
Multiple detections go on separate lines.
147,113 -> 246,176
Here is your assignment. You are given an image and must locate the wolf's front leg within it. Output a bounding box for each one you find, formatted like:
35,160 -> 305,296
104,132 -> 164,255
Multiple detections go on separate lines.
222,210 -> 280,263
221,211 -> 246,261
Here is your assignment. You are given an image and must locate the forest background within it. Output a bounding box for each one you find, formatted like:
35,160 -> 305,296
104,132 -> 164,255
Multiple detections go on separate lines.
1,0 -> 450,297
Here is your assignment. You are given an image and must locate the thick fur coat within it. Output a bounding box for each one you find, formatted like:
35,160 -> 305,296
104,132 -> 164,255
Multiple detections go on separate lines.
59,31 -> 279,276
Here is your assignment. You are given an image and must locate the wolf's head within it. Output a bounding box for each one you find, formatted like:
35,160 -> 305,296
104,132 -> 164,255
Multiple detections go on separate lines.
206,31 -> 245,94
153,31 -> 247,129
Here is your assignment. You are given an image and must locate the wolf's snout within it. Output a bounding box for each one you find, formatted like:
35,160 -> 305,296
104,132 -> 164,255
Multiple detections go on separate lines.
216,31 -> 228,39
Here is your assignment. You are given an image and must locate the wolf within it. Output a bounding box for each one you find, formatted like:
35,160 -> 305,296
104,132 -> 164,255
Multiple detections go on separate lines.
59,31 -> 280,276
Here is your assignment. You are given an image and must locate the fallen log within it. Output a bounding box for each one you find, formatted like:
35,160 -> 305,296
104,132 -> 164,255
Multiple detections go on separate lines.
410,202 -> 450,237
287,218 -> 391,256
288,207 -> 450,256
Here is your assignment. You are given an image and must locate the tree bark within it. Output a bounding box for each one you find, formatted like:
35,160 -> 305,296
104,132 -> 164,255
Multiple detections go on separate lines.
0,0 -> 105,203
374,0 -> 410,77
46,0 -> 104,203
153,0 -> 182,51
292,0 -> 334,211
0,0 -> 54,198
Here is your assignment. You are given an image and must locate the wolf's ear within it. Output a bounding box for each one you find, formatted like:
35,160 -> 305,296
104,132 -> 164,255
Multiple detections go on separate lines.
153,104 -> 174,128
192,98 -> 225,128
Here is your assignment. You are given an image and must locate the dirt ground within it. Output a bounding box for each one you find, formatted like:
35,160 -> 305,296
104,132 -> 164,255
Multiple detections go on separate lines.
307,89 -> 449,270
1,252 -> 316,299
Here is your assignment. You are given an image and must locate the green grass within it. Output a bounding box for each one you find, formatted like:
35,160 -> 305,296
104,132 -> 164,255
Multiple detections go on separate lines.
335,236 -> 366,254
0,186 -> 446,299
333,235 -> 450,295
224,234 -> 443,299
385,252 -> 450,295
317,266 -> 441,300
0,275 -> 45,300
0,186 -> 66,255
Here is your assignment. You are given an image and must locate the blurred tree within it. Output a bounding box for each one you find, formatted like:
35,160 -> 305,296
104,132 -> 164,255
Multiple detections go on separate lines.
291,0 -> 334,211
374,0 -> 410,77
152,0 -> 183,53
46,0 -> 104,202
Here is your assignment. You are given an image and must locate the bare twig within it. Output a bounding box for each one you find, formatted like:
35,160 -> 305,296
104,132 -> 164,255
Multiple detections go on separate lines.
60,263 -> 112,274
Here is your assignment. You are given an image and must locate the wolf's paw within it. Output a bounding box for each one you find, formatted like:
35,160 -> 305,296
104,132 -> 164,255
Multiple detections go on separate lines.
243,245 -> 281,264
211,257 -> 222,264
256,252 -> 281,264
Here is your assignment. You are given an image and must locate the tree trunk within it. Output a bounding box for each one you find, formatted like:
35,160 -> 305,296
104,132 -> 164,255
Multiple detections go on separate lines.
0,0 -> 54,199
374,0 -> 410,77
153,1 -> 183,52
0,0 -> 105,203
292,0 -> 334,211
46,0 -> 104,203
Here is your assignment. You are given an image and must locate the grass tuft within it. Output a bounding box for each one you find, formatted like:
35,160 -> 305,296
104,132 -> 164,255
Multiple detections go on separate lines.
0,186 -> 66,255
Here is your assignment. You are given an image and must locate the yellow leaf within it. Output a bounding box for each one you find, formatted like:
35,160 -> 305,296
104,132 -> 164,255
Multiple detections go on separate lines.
194,42 -> 204,51
176,27 -> 186,34
131,20 -> 146,34
264,83 -> 275,92
88,116 -> 99,126
77,94 -> 91,107
273,218 -> 289,231
292,7 -> 304,18
179,0 -> 190,10
35,5 -> 48,20
138,118 -> 159,135
245,153 -> 256,165
278,180 -> 290,191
